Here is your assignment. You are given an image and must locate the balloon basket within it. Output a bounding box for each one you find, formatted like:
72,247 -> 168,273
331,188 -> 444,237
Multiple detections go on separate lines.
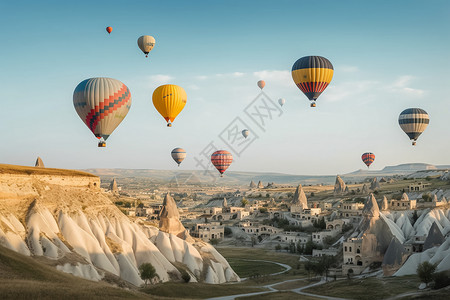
98,142 -> 106,147
167,123 -> 172,127
412,141 -> 416,146
311,102 -> 316,107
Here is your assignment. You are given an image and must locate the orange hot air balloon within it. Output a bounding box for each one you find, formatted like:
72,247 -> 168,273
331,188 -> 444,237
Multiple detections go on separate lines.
257,80 -> 265,90
106,27 -> 112,34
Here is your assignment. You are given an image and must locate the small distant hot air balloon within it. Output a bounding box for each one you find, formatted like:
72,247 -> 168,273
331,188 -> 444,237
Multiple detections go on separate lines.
171,148 -> 186,167
242,129 -> 249,139
211,150 -> 233,177
106,27 -> 112,34
73,77 -> 131,147
291,56 -> 334,107
361,152 -> 375,168
152,84 -> 187,127
137,35 -> 155,57
278,98 -> 285,107
257,80 -> 265,90
398,108 -> 429,146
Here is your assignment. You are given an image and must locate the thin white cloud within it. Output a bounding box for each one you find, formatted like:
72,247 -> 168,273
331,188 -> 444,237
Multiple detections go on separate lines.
233,72 -> 245,77
390,75 -> 424,96
195,75 -> 208,80
149,74 -> 175,85
325,80 -> 379,102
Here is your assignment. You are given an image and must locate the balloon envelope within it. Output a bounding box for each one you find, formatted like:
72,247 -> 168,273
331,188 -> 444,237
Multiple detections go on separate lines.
171,148 -> 186,166
106,27 -> 112,34
242,129 -> 249,138
291,56 -> 333,106
152,84 -> 187,126
361,152 -> 375,168
278,98 -> 285,107
211,150 -> 233,176
398,108 -> 429,145
73,77 -> 131,146
257,80 -> 265,89
137,35 -> 155,57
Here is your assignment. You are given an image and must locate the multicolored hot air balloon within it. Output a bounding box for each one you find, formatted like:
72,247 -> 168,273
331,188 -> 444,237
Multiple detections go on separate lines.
171,148 -> 186,167
137,35 -> 155,57
291,56 -> 334,107
211,150 -> 233,177
106,27 -> 112,34
361,152 -> 375,168
152,84 -> 187,127
257,80 -> 265,90
73,77 -> 131,147
278,98 -> 285,107
242,129 -> 249,139
398,108 -> 429,146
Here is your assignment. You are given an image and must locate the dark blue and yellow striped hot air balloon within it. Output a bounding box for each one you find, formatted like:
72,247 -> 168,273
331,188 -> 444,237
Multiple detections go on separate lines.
291,56 -> 334,107
398,108 -> 429,146
211,150 -> 233,177
73,77 -> 132,147
361,152 -> 375,168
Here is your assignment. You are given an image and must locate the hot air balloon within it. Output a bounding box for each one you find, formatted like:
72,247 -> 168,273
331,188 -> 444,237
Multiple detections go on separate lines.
73,77 -> 131,147
361,152 -> 375,168
278,98 -> 285,107
171,148 -> 186,166
398,108 -> 429,146
291,56 -> 334,107
152,84 -> 187,127
106,27 -> 112,34
137,35 -> 155,57
257,80 -> 265,89
242,129 -> 249,139
211,150 -> 233,177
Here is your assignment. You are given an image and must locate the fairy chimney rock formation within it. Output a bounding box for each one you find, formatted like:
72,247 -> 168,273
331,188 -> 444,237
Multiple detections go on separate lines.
423,222 -> 445,251
363,193 -> 380,218
291,184 -> 308,212
370,177 -> 380,190
381,196 -> 389,211
382,237 -> 409,276
35,157 -> 45,168
110,178 -> 119,195
432,194 -> 438,203
257,181 -> 264,189
361,183 -> 369,194
250,181 -> 256,188
334,175 -> 346,194
159,193 -> 191,240
223,197 -> 228,208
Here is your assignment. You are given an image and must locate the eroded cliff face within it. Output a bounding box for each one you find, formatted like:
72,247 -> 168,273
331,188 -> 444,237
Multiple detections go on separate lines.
0,165 -> 239,286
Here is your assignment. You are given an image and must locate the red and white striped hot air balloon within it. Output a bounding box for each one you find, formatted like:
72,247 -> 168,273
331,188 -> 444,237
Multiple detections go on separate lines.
211,150 -> 233,177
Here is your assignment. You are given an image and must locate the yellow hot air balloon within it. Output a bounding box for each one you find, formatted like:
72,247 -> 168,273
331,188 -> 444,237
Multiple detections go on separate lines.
152,84 -> 187,127
137,35 -> 156,57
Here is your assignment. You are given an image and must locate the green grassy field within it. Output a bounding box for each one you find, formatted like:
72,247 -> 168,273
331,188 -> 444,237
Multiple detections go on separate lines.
0,245 -> 152,300
303,276 -> 421,300
226,258 -> 285,278
141,282 -> 265,299
236,291 -> 321,300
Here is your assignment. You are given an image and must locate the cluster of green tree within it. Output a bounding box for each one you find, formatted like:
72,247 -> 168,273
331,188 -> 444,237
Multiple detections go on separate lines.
275,240 -> 322,255
313,217 -> 326,229
263,217 -> 303,232
417,261 -> 450,289
304,255 -> 338,279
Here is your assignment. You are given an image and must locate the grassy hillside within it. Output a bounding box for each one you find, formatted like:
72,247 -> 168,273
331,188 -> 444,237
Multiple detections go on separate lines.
0,245 -> 153,300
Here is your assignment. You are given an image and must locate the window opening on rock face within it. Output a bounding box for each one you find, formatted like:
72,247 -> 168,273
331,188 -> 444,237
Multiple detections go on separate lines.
94,182 -> 97,186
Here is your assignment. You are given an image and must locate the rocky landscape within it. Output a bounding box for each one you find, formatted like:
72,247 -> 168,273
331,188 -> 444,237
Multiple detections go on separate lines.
0,164 -> 239,286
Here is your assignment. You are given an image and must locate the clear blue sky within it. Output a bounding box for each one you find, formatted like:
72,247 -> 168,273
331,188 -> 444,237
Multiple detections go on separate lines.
1,0 -> 449,175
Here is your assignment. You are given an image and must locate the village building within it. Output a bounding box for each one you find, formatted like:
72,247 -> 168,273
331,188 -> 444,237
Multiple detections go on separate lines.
191,222 -> 224,241
277,232 -> 310,245
342,237 -> 365,275
408,182 -> 431,192
390,199 -> 417,210
312,248 -> 339,257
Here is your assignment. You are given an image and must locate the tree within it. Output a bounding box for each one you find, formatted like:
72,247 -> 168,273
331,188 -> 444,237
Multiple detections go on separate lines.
224,226 -> 232,237
417,261 -> 436,285
241,198 -> 249,207
139,262 -> 158,286
275,244 -> 282,251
